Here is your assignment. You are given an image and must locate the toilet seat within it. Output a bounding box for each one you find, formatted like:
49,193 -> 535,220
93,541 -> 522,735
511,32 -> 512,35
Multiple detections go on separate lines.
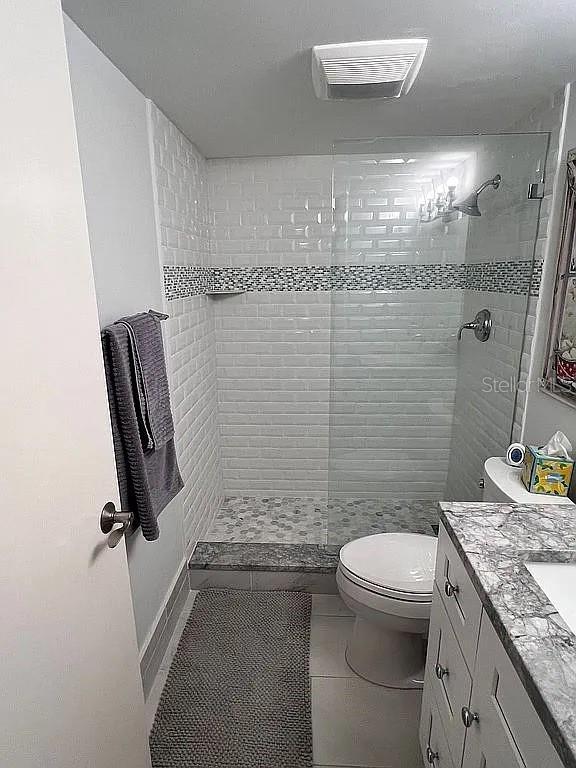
338,563 -> 433,602
338,532 -> 437,603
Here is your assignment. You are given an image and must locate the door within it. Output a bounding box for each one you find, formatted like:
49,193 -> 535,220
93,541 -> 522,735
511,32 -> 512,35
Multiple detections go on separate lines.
461,614 -> 563,768
0,1 -> 151,766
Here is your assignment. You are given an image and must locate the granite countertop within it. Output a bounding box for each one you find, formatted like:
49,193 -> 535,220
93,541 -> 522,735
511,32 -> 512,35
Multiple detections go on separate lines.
439,501 -> 576,768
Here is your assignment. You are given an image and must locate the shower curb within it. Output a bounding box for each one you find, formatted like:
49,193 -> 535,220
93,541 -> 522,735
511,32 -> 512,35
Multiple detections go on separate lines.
188,541 -> 341,594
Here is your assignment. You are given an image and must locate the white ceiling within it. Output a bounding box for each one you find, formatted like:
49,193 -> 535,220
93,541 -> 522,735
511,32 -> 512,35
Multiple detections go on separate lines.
63,0 -> 576,158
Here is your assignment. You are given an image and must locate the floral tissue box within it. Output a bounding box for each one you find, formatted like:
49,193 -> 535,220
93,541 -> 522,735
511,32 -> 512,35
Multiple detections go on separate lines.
521,445 -> 574,496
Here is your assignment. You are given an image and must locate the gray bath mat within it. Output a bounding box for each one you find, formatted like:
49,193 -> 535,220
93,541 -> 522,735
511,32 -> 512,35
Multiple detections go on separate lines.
150,590 -> 313,768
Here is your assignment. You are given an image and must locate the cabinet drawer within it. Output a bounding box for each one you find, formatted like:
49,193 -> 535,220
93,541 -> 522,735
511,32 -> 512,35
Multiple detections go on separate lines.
425,588 -> 472,766
436,524 -> 482,669
420,689 -> 456,768
462,613 -> 564,768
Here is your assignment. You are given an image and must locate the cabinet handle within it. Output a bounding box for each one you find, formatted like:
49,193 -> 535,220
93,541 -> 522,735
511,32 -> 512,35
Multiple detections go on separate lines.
461,706 -> 480,728
435,663 -> 448,680
444,578 -> 459,598
426,746 -> 439,764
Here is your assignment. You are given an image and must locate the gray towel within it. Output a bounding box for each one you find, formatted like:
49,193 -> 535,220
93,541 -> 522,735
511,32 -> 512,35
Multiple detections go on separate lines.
117,311 -> 174,451
102,319 -> 183,541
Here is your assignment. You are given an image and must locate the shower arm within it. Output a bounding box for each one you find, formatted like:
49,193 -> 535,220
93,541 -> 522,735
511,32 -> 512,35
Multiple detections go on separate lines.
474,175 -> 501,196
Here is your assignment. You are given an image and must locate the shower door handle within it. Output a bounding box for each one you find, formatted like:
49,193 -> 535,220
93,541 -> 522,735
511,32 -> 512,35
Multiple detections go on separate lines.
457,309 -> 492,342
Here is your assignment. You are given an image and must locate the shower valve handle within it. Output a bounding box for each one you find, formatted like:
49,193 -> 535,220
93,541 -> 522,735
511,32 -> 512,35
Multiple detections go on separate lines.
457,309 -> 492,342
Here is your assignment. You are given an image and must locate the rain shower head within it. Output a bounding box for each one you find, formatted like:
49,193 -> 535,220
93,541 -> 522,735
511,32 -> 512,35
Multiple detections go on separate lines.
453,174 -> 501,217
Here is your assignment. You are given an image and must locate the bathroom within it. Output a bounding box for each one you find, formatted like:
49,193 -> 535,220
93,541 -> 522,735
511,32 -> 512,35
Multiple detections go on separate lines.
3,1 -> 576,767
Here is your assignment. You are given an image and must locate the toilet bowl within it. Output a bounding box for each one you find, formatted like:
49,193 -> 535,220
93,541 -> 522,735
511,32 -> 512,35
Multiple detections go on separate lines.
336,532 -> 437,689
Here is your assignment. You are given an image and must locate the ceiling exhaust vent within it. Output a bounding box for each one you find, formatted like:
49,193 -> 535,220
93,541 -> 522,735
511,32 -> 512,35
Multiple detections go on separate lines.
311,39 -> 428,100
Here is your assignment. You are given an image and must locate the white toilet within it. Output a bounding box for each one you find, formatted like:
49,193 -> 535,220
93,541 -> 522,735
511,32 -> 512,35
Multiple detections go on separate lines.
337,457 -> 574,689
336,532 -> 437,689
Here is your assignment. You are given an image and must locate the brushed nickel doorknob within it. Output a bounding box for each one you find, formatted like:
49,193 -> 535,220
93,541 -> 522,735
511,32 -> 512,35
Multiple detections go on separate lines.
100,502 -> 133,548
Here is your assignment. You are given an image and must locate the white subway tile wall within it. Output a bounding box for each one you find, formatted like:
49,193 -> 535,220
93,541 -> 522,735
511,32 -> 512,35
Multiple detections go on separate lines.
329,154 -> 465,498
445,95 -> 564,499
330,291 -> 463,499
464,134 -> 550,264
152,131 -> 551,504
444,128 -> 552,500
213,291 -> 331,495
207,156 -> 333,267
332,154 -> 470,266
510,88 -> 566,271
208,154 -> 471,498
152,106 -> 211,268
445,291 -> 530,500
510,88 -> 567,442
205,147 -> 547,500
150,105 -> 222,552
513,296 -> 539,442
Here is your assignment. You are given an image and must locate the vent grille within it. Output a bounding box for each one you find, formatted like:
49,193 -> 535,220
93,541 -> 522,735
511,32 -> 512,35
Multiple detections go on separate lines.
311,39 -> 427,100
321,53 -> 418,85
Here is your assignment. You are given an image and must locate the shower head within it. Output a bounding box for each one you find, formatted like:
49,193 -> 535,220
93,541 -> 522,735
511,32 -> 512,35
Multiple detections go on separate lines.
453,174 -> 501,217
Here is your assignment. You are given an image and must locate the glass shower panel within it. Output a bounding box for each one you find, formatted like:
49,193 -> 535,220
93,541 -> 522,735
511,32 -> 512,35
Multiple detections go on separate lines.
328,134 -> 549,544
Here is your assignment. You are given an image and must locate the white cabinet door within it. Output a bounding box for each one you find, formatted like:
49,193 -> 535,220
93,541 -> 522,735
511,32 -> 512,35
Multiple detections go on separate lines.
0,2 -> 151,766
462,614 -> 564,768
425,588 -> 472,767
436,526 -> 483,670
420,690 -> 457,768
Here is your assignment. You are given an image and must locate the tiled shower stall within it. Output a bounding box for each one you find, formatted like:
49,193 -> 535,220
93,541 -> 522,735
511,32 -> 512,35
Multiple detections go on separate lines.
153,108 -> 558,551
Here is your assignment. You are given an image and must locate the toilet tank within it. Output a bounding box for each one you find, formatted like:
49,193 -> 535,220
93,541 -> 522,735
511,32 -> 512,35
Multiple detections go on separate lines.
482,457 -> 574,505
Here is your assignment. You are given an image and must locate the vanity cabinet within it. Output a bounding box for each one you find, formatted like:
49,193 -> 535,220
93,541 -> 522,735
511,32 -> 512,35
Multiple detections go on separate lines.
420,525 -> 565,768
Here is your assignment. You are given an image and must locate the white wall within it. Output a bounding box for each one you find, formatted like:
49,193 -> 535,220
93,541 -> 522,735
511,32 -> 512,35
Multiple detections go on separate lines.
65,18 -> 186,652
64,18 -> 163,329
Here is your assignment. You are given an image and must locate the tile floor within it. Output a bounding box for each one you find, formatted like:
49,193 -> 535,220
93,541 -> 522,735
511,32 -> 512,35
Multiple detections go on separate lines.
203,496 -> 438,546
146,591 -> 423,768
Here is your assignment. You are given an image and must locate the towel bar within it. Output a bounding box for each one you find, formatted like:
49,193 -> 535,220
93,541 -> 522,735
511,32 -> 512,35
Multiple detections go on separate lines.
148,309 -> 169,320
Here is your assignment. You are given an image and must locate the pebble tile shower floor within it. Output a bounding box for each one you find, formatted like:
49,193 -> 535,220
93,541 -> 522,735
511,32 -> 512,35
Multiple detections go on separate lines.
204,496 -> 439,545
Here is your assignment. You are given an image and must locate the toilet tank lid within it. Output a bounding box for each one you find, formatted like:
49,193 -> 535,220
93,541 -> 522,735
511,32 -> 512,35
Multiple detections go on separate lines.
484,457 -> 574,505
339,533 -> 437,594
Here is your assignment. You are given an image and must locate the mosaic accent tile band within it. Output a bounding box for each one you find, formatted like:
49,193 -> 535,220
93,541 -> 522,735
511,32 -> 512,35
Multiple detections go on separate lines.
163,260 -> 543,299
162,265 -> 213,299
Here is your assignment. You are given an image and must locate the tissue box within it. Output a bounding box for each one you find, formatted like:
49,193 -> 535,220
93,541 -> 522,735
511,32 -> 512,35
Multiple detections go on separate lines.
521,445 -> 574,496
